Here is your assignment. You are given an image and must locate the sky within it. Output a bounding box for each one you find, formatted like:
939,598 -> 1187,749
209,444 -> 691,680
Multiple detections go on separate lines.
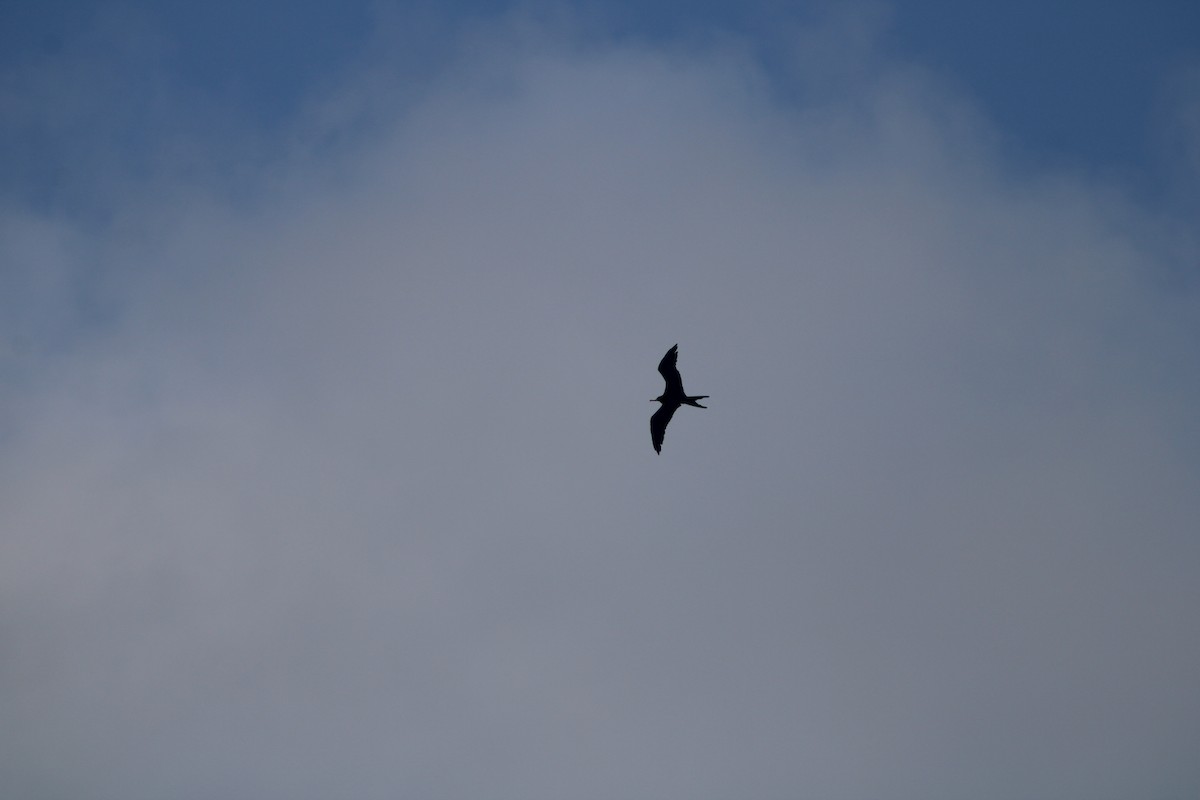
2,2 -> 1199,798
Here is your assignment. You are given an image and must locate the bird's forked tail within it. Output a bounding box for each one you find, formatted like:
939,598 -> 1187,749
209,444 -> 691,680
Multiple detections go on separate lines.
684,395 -> 708,408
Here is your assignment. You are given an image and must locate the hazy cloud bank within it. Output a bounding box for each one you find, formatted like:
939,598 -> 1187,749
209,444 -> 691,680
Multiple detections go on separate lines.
1,14 -> 1198,800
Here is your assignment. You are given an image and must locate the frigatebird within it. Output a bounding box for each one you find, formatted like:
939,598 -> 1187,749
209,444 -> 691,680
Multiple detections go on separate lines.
650,344 -> 708,454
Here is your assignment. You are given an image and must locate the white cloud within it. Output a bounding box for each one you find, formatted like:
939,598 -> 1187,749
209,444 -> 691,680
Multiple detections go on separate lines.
1,18 -> 1198,800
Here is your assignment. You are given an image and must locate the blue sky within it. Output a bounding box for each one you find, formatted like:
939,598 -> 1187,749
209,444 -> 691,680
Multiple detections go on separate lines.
4,1 -> 1199,209
2,3 -> 1199,799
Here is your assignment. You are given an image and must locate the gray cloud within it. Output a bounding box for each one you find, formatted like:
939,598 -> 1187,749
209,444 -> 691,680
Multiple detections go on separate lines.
1,20 -> 1198,800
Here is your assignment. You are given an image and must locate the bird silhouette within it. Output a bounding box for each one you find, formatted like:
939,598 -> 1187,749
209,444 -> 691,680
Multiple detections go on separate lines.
651,344 -> 708,453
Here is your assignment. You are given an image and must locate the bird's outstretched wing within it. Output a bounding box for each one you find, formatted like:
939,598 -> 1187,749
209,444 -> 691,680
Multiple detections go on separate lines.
650,403 -> 676,454
657,344 -> 683,395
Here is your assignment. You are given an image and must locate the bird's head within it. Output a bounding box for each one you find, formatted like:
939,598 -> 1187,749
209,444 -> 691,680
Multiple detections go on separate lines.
651,395 -> 665,404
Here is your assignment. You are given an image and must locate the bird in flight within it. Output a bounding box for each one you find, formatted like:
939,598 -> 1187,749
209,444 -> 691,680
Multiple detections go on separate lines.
651,344 -> 708,454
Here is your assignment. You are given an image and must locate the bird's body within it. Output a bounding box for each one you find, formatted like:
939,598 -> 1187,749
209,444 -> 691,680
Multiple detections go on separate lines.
650,344 -> 708,453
